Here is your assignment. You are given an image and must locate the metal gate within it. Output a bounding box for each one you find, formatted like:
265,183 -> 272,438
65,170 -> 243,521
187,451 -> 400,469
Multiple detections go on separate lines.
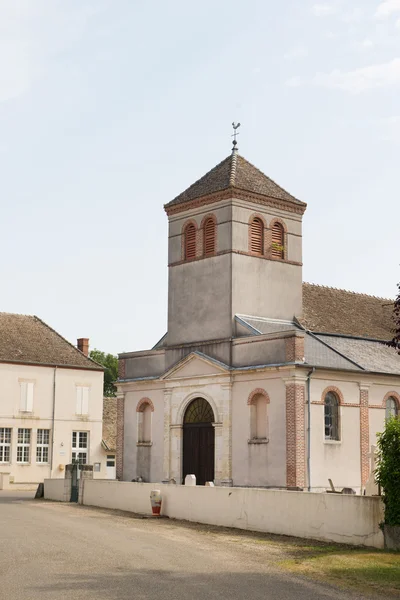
70,463 -> 79,502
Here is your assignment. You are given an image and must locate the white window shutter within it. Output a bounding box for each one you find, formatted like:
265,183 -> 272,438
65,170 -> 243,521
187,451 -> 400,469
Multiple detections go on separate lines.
26,383 -> 34,412
20,382 -> 28,411
82,387 -> 89,415
76,386 -> 83,414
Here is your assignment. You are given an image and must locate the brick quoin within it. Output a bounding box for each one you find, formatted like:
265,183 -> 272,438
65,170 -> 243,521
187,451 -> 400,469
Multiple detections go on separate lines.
118,358 -> 126,379
116,395 -> 125,480
286,383 -> 306,489
360,388 -> 370,488
285,336 -> 305,362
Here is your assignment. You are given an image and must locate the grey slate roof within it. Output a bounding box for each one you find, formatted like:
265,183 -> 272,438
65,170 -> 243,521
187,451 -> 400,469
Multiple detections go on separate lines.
165,153 -> 304,208
301,283 -> 394,341
317,335 -> 400,375
0,312 -> 102,370
236,314 -> 399,373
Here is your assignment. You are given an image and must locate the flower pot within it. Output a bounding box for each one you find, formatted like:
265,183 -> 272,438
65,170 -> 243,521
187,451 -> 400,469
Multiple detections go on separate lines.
383,525 -> 400,550
150,489 -> 162,516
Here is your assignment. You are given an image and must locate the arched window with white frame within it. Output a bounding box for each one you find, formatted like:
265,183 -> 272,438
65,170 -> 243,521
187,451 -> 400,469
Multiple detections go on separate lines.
385,396 -> 399,421
324,391 -> 340,441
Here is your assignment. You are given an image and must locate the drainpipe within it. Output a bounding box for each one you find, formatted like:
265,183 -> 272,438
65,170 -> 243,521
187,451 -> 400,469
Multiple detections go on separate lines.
307,367 -> 315,492
50,366 -> 57,477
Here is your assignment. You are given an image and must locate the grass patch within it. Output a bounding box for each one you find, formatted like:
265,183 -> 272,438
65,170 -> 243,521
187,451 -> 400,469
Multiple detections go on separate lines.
280,546 -> 400,596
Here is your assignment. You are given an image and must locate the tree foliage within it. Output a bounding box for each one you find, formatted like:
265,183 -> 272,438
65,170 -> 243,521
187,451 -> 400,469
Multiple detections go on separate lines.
375,417 -> 400,526
387,281 -> 400,355
89,349 -> 118,397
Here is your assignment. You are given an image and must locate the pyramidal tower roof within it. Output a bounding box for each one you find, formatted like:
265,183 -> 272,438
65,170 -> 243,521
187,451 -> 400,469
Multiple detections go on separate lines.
164,151 -> 305,210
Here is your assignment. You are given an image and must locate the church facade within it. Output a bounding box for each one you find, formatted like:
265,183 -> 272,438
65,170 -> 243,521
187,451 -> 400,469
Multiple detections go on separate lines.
116,147 -> 400,493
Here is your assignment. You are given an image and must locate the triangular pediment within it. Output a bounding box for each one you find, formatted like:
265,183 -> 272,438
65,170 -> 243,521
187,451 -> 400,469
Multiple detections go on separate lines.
161,352 -> 230,380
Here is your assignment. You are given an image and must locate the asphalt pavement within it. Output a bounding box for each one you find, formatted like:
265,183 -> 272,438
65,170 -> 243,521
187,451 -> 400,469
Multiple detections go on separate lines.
0,491 -> 370,600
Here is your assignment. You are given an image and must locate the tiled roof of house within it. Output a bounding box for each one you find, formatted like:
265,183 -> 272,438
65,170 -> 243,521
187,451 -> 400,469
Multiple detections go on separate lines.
165,153 -> 305,208
102,396 -> 117,452
0,313 -> 102,370
301,283 -> 395,341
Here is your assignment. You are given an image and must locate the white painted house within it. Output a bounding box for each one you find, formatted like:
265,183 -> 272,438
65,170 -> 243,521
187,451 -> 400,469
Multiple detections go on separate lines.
116,147 -> 400,493
0,313 -> 107,489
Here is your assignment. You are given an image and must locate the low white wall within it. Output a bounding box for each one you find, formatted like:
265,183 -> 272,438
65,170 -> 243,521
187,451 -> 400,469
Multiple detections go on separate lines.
44,479 -> 71,502
82,481 -> 384,549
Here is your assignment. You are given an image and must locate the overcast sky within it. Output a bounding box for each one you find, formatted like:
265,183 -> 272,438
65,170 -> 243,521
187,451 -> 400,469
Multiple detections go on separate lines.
1,0 -> 399,355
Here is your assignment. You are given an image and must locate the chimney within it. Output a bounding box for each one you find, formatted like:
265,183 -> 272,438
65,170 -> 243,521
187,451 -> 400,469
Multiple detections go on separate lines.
77,338 -> 89,356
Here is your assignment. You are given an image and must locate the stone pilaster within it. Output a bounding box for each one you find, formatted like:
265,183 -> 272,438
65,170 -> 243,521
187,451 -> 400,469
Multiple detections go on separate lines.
162,389 -> 173,483
220,382 -> 233,486
359,385 -> 370,489
116,393 -> 125,480
285,380 -> 306,489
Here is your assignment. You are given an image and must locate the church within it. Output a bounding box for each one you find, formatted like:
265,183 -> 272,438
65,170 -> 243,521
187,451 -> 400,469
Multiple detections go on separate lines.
115,141 -> 400,493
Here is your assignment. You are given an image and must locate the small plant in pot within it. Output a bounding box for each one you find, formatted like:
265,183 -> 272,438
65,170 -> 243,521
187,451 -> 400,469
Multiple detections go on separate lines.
375,416 -> 400,550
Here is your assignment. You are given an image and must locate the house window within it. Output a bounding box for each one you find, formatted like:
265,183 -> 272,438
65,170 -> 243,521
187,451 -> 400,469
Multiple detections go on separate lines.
17,428 -> 31,463
72,431 -> 89,464
184,223 -> 197,260
271,222 -> 285,259
250,217 -> 264,255
76,386 -> 89,415
106,455 -> 115,467
250,393 -> 268,440
324,392 -> 340,440
386,397 -> 399,420
36,429 -> 50,463
203,217 -> 216,256
20,381 -> 34,412
0,428 -> 11,463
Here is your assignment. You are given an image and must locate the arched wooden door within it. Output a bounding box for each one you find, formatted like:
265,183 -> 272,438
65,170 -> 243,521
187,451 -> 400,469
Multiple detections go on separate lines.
183,398 -> 215,485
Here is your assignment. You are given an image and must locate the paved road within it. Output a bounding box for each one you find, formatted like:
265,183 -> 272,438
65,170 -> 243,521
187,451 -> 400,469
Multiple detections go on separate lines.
0,491 -> 367,600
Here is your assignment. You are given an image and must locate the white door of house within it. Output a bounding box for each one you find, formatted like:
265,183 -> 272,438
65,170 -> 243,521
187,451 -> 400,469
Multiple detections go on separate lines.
106,455 -> 116,479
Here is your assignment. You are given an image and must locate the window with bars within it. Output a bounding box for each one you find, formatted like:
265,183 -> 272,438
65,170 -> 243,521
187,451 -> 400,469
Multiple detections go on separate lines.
386,397 -> 399,420
17,428 -> 31,463
184,223 -> 197,260
36,429 -> 50,463
324,392 -> 340,441
72,431 -> 88,464
271,222 -> 285,259
203,218 -> 216,257
250,217 -> 264,255
0,428 -> 11,463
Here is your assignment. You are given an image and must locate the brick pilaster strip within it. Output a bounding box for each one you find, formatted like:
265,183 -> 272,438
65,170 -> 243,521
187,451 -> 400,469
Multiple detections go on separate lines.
360,387 -> 370,488
116,394 -> 125,480
286,383 -> 306,489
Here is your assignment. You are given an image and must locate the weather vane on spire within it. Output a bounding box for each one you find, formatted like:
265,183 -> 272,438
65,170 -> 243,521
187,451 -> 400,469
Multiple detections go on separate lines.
232,122 -> 241,150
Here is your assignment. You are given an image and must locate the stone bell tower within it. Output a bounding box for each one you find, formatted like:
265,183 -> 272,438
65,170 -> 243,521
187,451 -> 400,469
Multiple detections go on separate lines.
163,141 -> 307,351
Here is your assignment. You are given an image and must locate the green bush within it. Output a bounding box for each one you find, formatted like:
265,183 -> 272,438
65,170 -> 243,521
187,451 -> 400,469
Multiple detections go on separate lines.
375,417 -> 400,526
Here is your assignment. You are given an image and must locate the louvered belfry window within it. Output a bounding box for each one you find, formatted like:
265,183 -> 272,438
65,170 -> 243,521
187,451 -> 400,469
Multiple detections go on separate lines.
250,217 -> 264,255
184,223 -> 196,260
271,222 -> 284,259
203,218 -> 216,257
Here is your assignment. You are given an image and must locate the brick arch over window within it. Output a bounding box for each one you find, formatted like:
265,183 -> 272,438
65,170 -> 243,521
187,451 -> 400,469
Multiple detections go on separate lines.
182,220 -> 197,260
248,215 -> 267,255
320,386 -> 344,405
269,218 -> 287,260
136,397 -> 155,412
201,214 -> 217,257
382,391 -> 400,408
248,388 -> 270,405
